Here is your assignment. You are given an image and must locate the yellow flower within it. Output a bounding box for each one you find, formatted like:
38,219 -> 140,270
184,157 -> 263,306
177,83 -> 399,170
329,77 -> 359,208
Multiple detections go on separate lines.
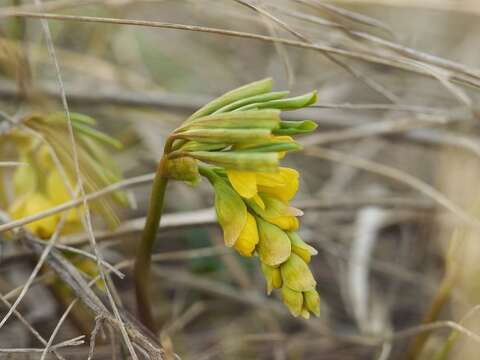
9,193 -> 58,239
46,170 -> 81,224
234,213 -> 259,256
227,167 -> 299,204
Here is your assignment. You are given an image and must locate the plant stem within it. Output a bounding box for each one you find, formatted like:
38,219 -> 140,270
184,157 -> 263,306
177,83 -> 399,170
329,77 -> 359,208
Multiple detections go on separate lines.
134,154 -> 170,332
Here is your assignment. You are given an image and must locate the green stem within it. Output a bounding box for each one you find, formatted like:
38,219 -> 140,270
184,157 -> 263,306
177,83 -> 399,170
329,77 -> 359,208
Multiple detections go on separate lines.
134,141 -> 173,332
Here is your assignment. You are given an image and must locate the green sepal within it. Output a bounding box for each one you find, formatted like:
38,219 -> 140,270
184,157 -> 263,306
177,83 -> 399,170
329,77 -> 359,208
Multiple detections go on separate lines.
176,128 -> 272,144
272,120 -> 318,135
189,151 -> 278,172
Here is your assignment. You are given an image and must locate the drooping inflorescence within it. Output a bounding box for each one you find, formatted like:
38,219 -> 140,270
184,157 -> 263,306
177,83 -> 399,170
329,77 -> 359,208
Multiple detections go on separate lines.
165,78 -> 320,318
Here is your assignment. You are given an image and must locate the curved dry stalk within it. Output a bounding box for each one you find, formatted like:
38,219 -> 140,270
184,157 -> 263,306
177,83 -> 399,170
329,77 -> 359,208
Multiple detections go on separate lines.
3,11 -> 480,89
32,1 -> 137,356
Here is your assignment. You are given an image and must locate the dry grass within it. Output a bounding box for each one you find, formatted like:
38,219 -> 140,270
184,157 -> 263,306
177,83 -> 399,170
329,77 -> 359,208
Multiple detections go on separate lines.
1,0 -> 480,359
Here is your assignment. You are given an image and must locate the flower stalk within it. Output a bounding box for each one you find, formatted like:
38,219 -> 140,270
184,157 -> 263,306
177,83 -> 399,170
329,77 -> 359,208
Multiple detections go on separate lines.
134,78 -> 320,331
134,155 -> 170,332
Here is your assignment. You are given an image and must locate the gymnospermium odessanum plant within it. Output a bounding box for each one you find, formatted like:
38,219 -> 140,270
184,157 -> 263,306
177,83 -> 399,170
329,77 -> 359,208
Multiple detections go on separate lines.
135,78 -> 320,332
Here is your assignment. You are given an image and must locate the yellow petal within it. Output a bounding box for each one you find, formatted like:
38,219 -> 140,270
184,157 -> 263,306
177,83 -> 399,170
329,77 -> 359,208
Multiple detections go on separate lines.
234,213 -> 259,256
213,179 -> 247,247
252,193 -> 265,209
258,167 -> 299,203
269,215 -> 299,231
46,170 -> 80,223
227,170 -> 258,198
13,163 -> 37,195
11,193 -> 59,239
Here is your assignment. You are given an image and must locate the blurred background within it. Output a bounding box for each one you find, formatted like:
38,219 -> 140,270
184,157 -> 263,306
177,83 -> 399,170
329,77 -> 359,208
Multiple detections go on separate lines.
2,0 -> 480,359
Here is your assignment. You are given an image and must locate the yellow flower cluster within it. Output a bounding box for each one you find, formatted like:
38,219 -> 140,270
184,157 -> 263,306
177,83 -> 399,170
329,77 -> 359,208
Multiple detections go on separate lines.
9,146 -> 81,238
3,112 -> 125,239
167,79 -> 320,318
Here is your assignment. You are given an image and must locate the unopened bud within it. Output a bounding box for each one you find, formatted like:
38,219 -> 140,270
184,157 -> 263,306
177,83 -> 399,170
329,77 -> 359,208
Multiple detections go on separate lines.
280,253 -> 316,292
281,285 -> 303,317
256,217 -> 291,266
261,263 -> 283,294
288,232 -> 318,263
190,151 -> 279,172
166,157 -> 200,185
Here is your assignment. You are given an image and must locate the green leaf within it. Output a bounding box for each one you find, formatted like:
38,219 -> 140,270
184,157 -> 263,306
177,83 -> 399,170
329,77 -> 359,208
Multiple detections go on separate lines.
72,122 -> 123,149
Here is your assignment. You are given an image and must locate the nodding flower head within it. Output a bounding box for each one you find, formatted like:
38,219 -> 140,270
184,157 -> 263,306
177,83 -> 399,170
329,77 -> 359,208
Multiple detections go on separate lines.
161,78 -> 320,318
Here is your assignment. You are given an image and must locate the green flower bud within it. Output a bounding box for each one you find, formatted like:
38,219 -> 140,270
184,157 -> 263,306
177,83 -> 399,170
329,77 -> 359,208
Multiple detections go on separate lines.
166,157 -> 200,185
189,151 -> 278,172
237,90 -> 317,111
304,289 -> 321,316
281,285 -> 303,317
261,263 -> 283,294
256,218 -> 291,266
280,253 -> 316,292
216,91 -> 289,113
212,178 -> 247,247
287,232 -> 318,263
181,110 -> 280,130
176,128 -> 272,144
187,78 -> 273,121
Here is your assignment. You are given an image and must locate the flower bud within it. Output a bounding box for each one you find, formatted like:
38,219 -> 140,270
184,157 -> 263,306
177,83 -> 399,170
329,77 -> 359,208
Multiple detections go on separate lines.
304,289 -> 321,316
177,128 -> 272,144
234,212 -> 259,256
247,90 -> 317,111
280,253 -> 316,292
213,178 -> 247,247
261,263 -> 282,294
256,218 -> 291,266
190,151 -> 278,172
187,78 -> 273,121
166,157 -> 200,185
281,285 -> 303,317
288,232 -> 318,263
181,110 -> 280,130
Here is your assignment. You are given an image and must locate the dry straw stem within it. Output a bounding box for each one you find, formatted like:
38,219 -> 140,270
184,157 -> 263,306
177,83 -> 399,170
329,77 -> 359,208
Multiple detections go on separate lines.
3,11 -> 480,90
234,0 -> 399,102
29,0 -> 137,356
